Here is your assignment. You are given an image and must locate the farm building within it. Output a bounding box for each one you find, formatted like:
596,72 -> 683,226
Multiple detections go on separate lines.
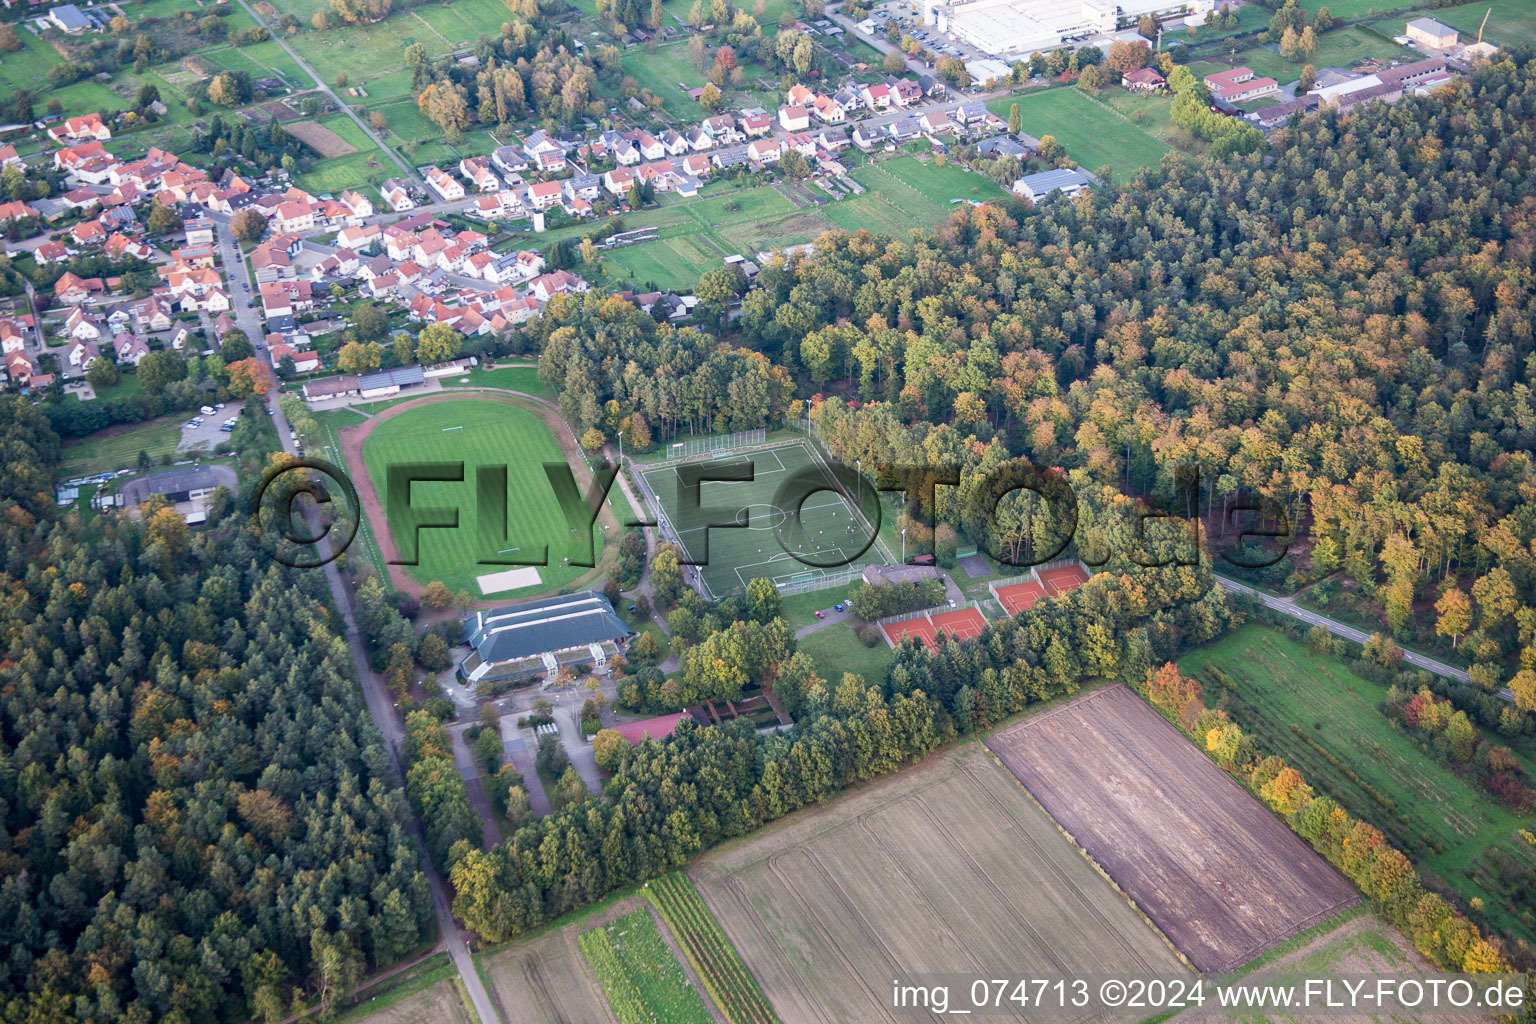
1406,16 -> 1457,49
1011,168 -> 1091,202
48,4 -> 93,33
459,591 -> 635,685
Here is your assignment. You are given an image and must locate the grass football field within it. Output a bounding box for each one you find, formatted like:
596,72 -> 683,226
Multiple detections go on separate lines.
637,441 -> 887,598
360,400 -> 604,598
1179,624 -> 1536,952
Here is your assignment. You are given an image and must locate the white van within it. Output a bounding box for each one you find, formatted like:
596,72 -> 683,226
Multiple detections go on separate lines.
200,405 -> 216,416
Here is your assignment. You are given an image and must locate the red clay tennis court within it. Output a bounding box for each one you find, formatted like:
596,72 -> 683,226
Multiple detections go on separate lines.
994,580 -> 1046,616
931,607 -> 986,641
881,607 -> 989,650
1039,564 -> 1091,596
881,618 -> 939,650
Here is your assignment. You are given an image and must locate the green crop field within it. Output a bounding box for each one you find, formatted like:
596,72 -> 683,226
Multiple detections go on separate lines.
646,873 -> 781,1024
344,67 -> 417,105
1098,90 -> 1200,150
636,440 -> 886,597
988,87 -> 1171,175
1179,624 -> 1536,951
281,1 -> 494,90
363,97 -> 498,168
577,909 -> 715,1024
842,158 -> 1003,227
359,399 -> 604,598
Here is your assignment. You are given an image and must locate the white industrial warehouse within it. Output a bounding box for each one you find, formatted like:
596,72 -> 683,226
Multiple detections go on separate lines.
923,0 -> 1213,59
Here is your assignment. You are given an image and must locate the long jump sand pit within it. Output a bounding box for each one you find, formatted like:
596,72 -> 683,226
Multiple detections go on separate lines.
987,685 -> 1360,974
690,741 -> 1186,1023
477,566 -> 542,595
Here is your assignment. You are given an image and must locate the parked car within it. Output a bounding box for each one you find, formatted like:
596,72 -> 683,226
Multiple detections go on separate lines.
814,610 -> 825,619
833,603 -> 844,612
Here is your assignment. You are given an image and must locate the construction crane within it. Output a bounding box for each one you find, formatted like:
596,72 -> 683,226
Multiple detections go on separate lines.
1477,7 -> 1490,43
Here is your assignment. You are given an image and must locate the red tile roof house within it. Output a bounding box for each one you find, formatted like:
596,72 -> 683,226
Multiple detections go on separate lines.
55,272 -> 104,304
1203,67 -> 1279,103
0,200 -> 39,223
526,180 -> 563,209
610,712 -> 692,746
48,113 -> 112,144
34,240 -> 70,264
862,83 -> 893,108
1122,66 -> 1166,94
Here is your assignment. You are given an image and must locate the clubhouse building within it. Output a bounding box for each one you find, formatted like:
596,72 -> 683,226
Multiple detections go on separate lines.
458,591 -> 635,685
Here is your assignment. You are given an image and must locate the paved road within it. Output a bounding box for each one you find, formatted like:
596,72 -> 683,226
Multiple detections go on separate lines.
1213,575 -> 1515,702
259,318 -> 502,1023
449,723 -> 503,851
552,704 -> 603,796
231,0 -> 420,186
21,281 -> 47,362
210,213 -> 266,348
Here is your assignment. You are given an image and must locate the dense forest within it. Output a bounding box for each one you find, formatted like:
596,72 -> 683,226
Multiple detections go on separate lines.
0,399 -> 434,1023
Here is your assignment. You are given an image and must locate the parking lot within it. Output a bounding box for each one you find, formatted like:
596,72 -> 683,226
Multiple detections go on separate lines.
867,0 -> 983,62
177,401 -> 245,453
